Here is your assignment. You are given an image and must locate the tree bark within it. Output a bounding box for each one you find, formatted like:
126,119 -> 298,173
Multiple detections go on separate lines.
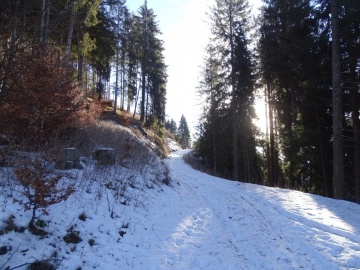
140,2 -> 148,122
133,66 -> 140,118
65,0 -> 76,58
267,82 -> 276,187
39,0 -> 46,43
350,63 -> 360,203
44,0 -> 51,43
331,0 -> 345,199
265,86 -> 271,186
353,100 -> 360,203
317,112 -> 331,196
228,2 -> 239,181
0,0 -> 19,103
114,49 -> 119,114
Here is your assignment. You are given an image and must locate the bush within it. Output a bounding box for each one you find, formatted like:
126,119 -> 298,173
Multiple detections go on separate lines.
0,47 -> 85,143
63,231 -> 82,244
14,155 -> 75,229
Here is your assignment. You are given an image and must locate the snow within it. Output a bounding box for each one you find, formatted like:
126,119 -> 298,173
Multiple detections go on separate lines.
1,149 -> 360,269
166,137 -> 182,152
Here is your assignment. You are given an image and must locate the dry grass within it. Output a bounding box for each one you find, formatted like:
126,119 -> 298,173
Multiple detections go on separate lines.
183,151 -> 215,177
100,110 -> 171,157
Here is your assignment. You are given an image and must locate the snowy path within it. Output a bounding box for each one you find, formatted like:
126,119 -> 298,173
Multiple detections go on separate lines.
122,150 -> 360,269
3,150 -> 360,269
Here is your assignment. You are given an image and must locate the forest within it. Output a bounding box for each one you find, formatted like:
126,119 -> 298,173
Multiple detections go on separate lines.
194,0 -> 360,203
0,0 -> 167,136
1,0 -> 359,204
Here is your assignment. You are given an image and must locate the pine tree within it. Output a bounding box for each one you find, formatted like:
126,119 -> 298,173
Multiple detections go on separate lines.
165,119 -> 177,135
196,0 -> 259,181
258,0 -> 336,192
137,1 -> 167,124
177,115 -> 191,149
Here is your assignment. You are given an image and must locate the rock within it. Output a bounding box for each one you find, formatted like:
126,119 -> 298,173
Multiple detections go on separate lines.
92,148 -> 116,165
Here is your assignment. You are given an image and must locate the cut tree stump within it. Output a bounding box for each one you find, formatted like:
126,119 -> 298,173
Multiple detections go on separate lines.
56,148 -> 82,170
92,148 -> 116,165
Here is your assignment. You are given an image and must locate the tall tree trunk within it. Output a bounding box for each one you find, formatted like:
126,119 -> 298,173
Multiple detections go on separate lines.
140,61 -> 146,122
85,60 -> 88,96
350,65 -> 360,203
133,68 -> 141,118
265,86 -> 271,186
317,112 -> 331,196
344,5 -> 360,202
267,82 -> 276,187
119,61 -> 123,110
0,0 -> 19,103
353,101 -> 360,203
145,75 -> 149,122
127,63 -> 133,113
331,0 -> 345,199
211,94 -> 217,176
228,3 -> 239,181
140,1 -> 148,122
121,50 -> 126,111
39,0 -> 46,43
114,50 -> 119,114
44,0 -> 51,43
65,0 -> 76,58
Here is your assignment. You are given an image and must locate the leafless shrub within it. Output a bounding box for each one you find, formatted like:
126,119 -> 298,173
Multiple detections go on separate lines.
82,121 -> 164,174
13,153 -> 75,230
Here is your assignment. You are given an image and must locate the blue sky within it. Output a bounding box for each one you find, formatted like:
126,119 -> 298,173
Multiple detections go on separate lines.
126,0 -> 263,137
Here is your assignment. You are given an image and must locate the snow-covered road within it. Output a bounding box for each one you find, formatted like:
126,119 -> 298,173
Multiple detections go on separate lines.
2,149 -> 360,269
124,150 -> 360,269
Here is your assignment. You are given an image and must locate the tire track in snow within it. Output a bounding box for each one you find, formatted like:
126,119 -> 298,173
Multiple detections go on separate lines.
164,150 -> 356,269
168,155 -> 287,269
193,182 -> 321,270
238,186 -> 360,269
163,155 -> 247,269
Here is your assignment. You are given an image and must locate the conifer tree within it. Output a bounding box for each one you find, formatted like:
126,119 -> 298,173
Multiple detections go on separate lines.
137,1 -> 167,124
165,119 -> 177,135
178,115 -> 191,149
196,0 -> 259,181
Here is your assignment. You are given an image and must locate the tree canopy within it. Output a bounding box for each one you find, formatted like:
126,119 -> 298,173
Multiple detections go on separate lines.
195,0 -> 360,202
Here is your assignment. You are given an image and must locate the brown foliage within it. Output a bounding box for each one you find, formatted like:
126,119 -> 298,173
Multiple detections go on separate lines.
79,97 -> 102,125
14,156 -> 75,227
0,47 -> 85,142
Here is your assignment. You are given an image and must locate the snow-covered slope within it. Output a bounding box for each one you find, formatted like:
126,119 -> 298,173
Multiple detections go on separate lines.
1,150 -> 360,269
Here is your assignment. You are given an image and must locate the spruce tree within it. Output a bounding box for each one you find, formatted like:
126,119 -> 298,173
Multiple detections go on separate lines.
196,0 -> 259,181
166,119 -> 177,136
137,1 -> 167,124
177,115 -> 191,149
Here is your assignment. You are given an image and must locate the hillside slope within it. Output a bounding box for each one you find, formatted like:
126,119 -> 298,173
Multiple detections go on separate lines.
1,149 -> 360,269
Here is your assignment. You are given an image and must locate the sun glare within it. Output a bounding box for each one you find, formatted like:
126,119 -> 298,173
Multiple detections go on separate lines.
254,94 -> 268,134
